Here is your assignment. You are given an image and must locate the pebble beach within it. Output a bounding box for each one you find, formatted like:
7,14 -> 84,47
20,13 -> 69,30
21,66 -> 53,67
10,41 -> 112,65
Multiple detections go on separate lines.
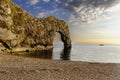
0,53 -> 120,80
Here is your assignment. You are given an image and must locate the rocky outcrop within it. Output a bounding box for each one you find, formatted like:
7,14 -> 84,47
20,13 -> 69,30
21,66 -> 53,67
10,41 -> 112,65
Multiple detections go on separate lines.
0,0 -> 71,52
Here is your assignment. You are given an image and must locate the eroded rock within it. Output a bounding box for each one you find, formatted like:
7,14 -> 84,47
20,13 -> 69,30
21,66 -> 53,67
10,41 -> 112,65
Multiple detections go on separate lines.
0,0 -> 71,52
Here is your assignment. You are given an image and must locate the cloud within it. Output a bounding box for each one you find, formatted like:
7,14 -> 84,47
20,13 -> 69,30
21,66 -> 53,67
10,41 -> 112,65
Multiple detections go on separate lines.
27,0 -> 120,24
58,0 -> 120,23
28,0 -> 39,5
62,0 -> 119,11
37,12 -> 46,18
55,0 -> 60,3
37,10 -> 58,18
42,0 -> 50,3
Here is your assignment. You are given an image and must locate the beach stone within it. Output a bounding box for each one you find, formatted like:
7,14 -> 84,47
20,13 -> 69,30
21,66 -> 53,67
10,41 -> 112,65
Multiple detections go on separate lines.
0,0 -> 71,52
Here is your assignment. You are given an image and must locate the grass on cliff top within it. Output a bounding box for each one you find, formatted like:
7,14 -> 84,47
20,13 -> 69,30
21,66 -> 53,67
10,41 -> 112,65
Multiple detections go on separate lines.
9,1 -> 25,26
0,0 -> 24,31
9,1 -> 25,33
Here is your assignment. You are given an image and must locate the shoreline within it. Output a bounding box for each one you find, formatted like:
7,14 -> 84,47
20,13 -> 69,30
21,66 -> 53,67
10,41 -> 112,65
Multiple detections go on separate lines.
0,53 -> 120,80
0,45 -> 53,53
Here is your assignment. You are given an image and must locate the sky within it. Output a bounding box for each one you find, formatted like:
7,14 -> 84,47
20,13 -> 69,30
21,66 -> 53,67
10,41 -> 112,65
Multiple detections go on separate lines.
12,0 -> 120,44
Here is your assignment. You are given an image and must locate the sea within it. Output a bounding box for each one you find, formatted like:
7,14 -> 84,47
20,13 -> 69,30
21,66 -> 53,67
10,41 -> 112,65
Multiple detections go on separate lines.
17,42 -> 120,63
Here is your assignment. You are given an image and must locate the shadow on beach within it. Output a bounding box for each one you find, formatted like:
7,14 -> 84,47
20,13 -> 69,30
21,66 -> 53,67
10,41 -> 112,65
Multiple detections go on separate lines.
14,47 -> 71,60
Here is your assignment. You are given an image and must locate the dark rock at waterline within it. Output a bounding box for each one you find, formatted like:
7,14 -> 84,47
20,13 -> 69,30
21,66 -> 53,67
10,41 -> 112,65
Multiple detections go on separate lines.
0,0 -> 71,52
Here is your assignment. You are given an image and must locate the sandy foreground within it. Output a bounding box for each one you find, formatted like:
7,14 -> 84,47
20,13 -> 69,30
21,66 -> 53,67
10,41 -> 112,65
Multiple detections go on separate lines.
0,54 -> 120,80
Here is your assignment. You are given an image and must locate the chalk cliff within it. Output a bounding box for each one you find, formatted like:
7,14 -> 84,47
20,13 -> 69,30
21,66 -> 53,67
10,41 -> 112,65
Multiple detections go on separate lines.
0,0 -> 71,52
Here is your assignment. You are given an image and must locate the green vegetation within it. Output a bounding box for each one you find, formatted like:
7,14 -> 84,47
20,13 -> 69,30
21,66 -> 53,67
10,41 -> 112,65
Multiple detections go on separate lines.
8,1 -> 25,33
9,3 -> 25,26
0,20 -> 13,30
13,13 -> 24,26
0,0 -> 24,30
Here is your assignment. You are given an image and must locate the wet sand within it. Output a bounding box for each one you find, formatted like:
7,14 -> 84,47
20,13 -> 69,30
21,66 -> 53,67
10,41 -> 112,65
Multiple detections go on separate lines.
0,54 -> 120,80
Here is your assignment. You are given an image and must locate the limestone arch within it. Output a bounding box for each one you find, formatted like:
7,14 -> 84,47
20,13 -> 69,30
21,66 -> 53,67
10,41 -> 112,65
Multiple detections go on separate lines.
54,30 -> 71,48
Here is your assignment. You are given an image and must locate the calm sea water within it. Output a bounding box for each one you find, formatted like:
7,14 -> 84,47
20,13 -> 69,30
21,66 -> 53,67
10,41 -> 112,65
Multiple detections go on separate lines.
17,43 -> 120,63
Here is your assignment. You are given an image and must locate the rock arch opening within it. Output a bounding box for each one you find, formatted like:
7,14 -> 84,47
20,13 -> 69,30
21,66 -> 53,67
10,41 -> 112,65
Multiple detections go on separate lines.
53,31 -> 71,48
53,33 -> 63,48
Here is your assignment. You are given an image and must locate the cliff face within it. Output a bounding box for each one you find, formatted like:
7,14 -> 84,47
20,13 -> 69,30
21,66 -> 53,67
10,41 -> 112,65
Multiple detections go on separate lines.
0,0 -> 71,52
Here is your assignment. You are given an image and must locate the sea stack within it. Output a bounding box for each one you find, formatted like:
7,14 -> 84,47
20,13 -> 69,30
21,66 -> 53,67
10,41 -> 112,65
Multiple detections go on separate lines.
0,0 -> 71,52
